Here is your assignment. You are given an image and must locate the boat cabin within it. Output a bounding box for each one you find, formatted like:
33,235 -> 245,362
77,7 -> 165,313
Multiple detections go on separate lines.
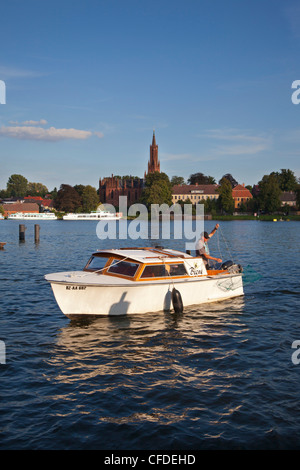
83,247 -> 230,282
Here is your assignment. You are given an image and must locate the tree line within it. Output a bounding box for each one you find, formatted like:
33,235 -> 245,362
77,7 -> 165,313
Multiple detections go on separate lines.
142,169 -> 300,215
172,169 -> 300,214
0,169 -> 299,215
0,175 -> 99,213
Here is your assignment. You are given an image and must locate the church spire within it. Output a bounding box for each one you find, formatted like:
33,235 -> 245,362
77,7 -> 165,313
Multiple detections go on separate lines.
147,130 -> 160,175
152,129 -> 156,147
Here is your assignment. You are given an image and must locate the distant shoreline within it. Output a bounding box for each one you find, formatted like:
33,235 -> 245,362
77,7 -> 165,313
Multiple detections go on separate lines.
126,214 -> 300,221
212,214 -> 300,221
2,213 -> 299,221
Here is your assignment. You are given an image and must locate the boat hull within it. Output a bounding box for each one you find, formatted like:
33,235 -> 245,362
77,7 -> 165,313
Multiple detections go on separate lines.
8,213 -> 57,220
62,212 -> 122,220
48,274 -> 244,318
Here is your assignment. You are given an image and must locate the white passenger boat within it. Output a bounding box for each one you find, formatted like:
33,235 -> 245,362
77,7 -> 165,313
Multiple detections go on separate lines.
0,214 -> 4,220
45,246 -> 243,318
63,211 -> 122,220
8,212 -> 57,220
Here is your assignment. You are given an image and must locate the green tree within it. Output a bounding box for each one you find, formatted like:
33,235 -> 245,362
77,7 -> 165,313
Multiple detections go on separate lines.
258,174 -> 281,213
218,173 -> 238,188
82,185 -> 99,212
176,198 -> 197,215
188,172 -> 216,185
54,184 -> 82,212
295,184 -> 300,209
27,182 -> 49,197
50,187 -> 58,200
202,197 -> 218,215
217,178 -> 235,214
140,172 -> 172,208
272,169 -> 298,191
73,184 -> 86,197
245,196 -> 259,214
7,174 -> 28,197
171,176 -> 185,186
0,189 -> 8,198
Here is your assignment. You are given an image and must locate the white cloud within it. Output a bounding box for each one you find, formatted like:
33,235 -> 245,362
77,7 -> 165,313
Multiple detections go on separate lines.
0,65 -> 43,79
203,128 -> 268,143
215,143 -> 269,156
9,119 -> 48,125
22,119 -> 48,126
94,131 -> 104,138
161,153 -> 194,162
201,128 -> 272,156
0,125 -> 100,141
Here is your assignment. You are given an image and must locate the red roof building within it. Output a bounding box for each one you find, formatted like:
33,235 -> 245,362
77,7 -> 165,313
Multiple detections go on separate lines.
172,184 -> 219,204
2,203 -> 39,218
99,175 -> 144,207
24,196 -> 43,201
24,196 -> 54,209
232,184 -> 253,209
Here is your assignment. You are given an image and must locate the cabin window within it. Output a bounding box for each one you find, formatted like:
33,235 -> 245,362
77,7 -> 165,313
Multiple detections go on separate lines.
141,265 -> 167,278
84,256 -> 110,272
140,263 -> 187,278
107,260 -> 139,278
167,263 -> 187,276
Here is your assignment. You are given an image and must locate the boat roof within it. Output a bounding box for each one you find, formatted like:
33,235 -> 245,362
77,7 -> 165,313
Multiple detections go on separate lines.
93,247 -> 193,263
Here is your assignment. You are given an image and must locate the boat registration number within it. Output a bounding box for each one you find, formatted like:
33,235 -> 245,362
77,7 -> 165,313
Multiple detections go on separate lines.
65,285 -> 87,290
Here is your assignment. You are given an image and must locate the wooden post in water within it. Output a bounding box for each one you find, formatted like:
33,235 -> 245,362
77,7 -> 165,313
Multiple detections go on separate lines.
34,224 -> 40,243
19,224 -> 26,241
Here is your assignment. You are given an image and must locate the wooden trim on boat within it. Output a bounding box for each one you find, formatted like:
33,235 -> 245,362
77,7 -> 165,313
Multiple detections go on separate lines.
206,269 -> 230,276
136,275 -> 191,281
135,261 -> 191,281
83,252 -> 231,282
46,271 -> 242,288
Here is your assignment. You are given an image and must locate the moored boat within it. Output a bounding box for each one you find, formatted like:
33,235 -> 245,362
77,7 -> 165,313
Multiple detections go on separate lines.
8,212 -> 57,220
63,211 -> 122,220
45,246 -> 243,318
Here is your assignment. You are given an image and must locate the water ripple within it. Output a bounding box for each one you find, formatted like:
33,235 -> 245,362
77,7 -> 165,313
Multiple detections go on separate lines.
0,221 -> 300,449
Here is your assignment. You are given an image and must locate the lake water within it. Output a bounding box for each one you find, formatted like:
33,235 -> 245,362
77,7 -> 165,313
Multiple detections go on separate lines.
0,219 -> 299,450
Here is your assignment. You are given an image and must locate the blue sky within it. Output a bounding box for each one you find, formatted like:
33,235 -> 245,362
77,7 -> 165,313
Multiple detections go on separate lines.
1,0 -> 300,191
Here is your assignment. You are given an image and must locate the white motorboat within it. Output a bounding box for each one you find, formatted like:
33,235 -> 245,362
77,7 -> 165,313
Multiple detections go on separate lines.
45,246 -> 243,318
8,212 -> 57,220
63,211 -> 122,220
0,214 -> 4,220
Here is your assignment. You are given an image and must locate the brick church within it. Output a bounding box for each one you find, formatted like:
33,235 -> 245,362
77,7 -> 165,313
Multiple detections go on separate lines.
99,131 -> 160,206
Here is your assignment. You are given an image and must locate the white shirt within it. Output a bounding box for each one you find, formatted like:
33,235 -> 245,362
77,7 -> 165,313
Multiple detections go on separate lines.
195,238 -> 210,255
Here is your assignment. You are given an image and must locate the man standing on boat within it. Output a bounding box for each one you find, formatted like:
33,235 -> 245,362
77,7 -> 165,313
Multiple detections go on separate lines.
195,224 -> 222,267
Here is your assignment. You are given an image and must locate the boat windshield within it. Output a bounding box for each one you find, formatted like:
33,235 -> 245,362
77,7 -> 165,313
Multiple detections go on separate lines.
84,256 -> 110,272
140,263 -> 187,278
107,260 -> 140,278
